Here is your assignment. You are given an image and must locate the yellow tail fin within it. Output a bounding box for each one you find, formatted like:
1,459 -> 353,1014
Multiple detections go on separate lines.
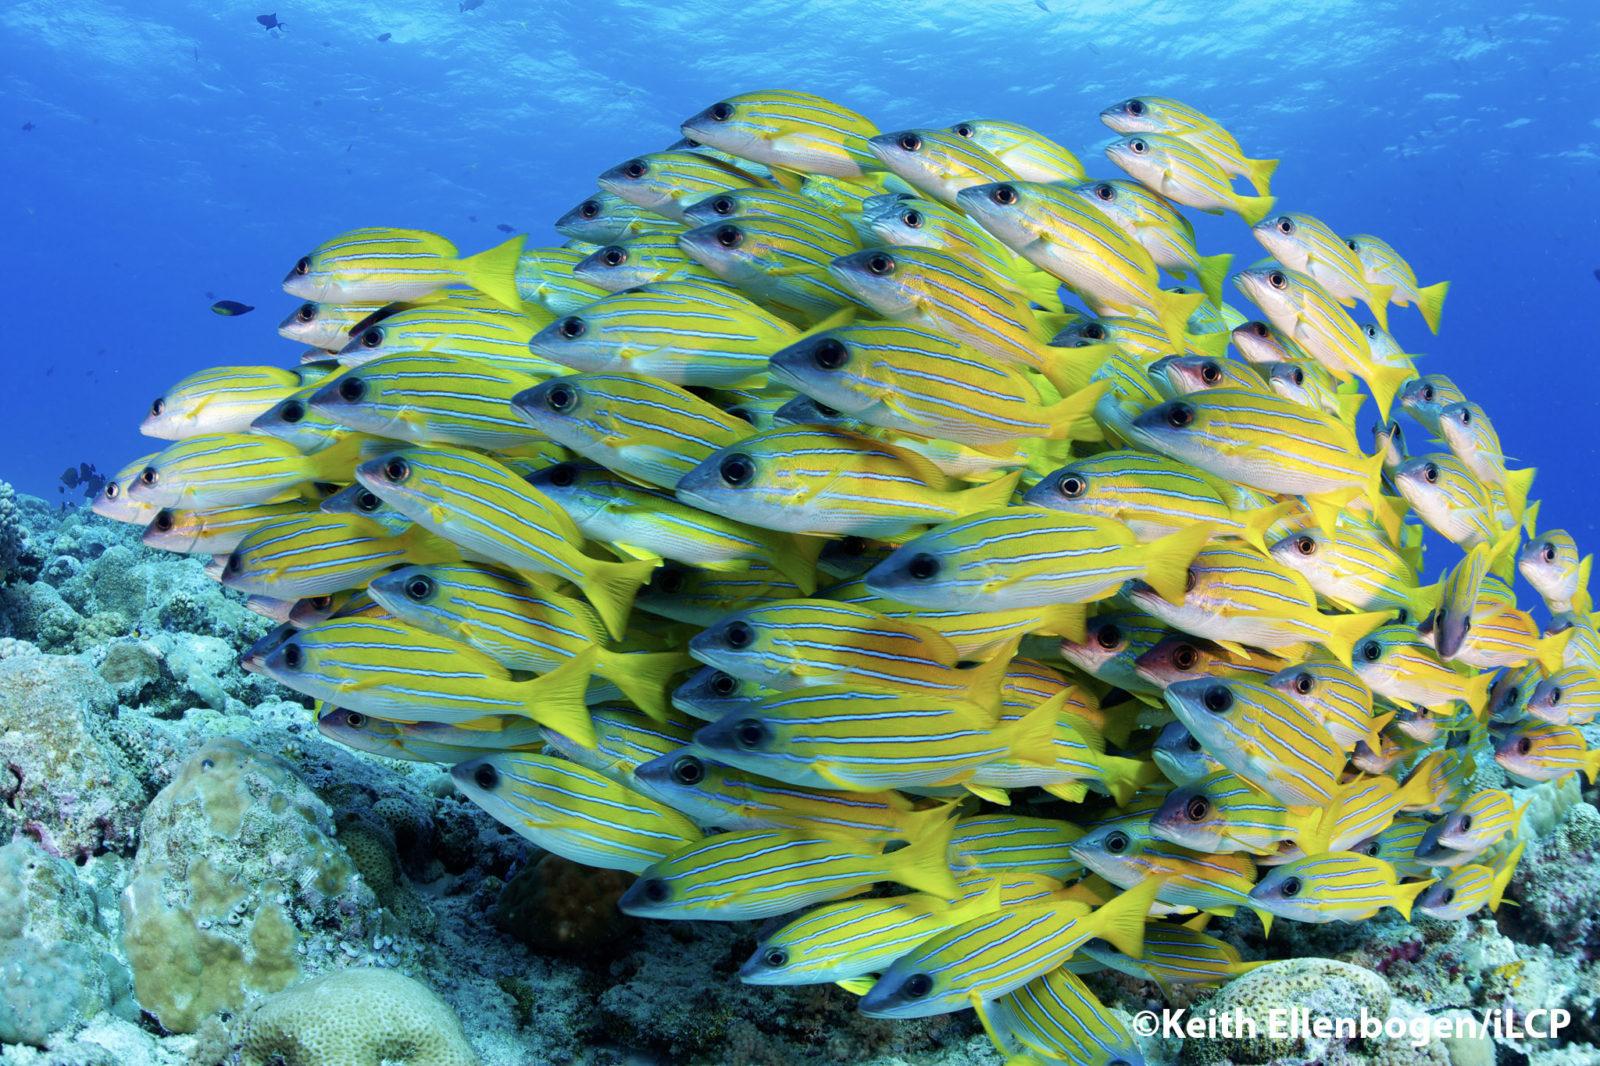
999,690 -> 1064,768
1195,252 -> 1235,307
1417,280 -> 1450,334
1044,380 -> 1111,443
1503,467 -> 1537,525
520,647 -> 598,747
1244,156 -> 1279,197
581,556 -> 659,640
1389,877 -> 1438,921
886,811 -> 960,899
1318,610 -> 1391,669
1364,363 -> 1413,425
1086,877 -> 1163,959
1234,192 -> 1275,227
1364,283 -> 1395,331
766,533 -> 826,596
1038,341 -> 1116,396
457,234 -> 528,311
595,648 -> 690,720
954,470 -> 1023,516
1156,288 -> 1208,351
960,636 -> 1023,715
1141,523 -> 1215,604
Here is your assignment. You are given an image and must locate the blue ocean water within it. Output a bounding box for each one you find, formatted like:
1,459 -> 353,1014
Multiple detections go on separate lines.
3,0 -> 1597,538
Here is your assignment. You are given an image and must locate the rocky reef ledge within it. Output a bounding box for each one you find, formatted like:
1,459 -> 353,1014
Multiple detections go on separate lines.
1,481 -> 1596,1066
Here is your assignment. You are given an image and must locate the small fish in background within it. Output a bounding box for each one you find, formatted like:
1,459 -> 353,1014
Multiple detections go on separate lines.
59,462 -> 106,501
256,13 -> 286,32
376,32 -> 391,42
21,122 -> 34,132
496,223 -> 514,233
210,299 -> 255,317
460,0 -> 483,10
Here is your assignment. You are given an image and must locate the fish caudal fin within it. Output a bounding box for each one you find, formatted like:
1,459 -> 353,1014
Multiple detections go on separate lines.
457,234 -> 527,311
953,470 -> 1023,516
886,811 -> 960,899
1086,876 -> 1163,959
1039,342 -> 1116,396
1094,755 -> 1157,807
1156,288 -> 1208,351
1318,610 -> 1390,668
961,636 -> 1023,714
1489,842 -> 1525,910
1237,500 -> 1300,554
581,556 -> 659,640
1536,628 -> 1572,675
1038,602 -> 1088,644
767,534 -> 826,595
1462,669 -> 1494,719
1244,156 -> 1279,197
1388,877 -> 1437,921
1364,363 -> 1413,425
1417,280 -> 1450,334
1195,252 -> 1234,307
1044,380 -> 1111,443
595,648 -> 691,720
522,647 -> 598,747
1141,523 -> 1215,604
1364,283 -> 1395,331
1503,467 -> 1537,524
1234,192 -> 1275,227
1001,691 -> 1064,767
896,801 -> 960,845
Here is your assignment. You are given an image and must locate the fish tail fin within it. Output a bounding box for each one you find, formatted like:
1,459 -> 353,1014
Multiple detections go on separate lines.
954,470 -> 1023,516
1393,754 -> 1440,811
767,534 -> 825,595
1234,191 -> 1275,227
1406,580 -> 1444,624
1503,467 -> 1537,525
521,647 -> 597,748
1043,380 -> 1111,443
457,234 -> 527,311
1417,280 -> 1450,334
1195,252 -> 1234,307
1096,706 -> 1140,749
1185,327 -> 1231,359
1036,601 -> 1088,644
1463,669 -> 1494,719
595,648 -> 690,720
580,556 -> 659,640
1536,628 -> 1573,676
1389,877 -> 1437,921
1086,877 -> 1162,959
1043,781 -> 1089,803
1364,363 -> 1412,425
1284,803 -> 1330,855
1095,755 -> 1157,807
1002,691 -> 1065,767
1576,555 -> 1594,615
886,812 -> 960,899
1038,342 -> 1115,395
1364,709 -> 1397,757
1244,156 -> 1279,196
1364,283 -> 1396,331
1156,288 -> 1208,350
834,977 -> 874,997
1141,523 -> 1216,604
964,782 -> 1012,805
1018,267 -> 1066,308
1582,747 -> 1600,786
1237,500 -> 1300,554
1319,610 -> 1390,669
896,801 -> 961,846
961,636 -> 1023,714
1488,841 -> 1525,912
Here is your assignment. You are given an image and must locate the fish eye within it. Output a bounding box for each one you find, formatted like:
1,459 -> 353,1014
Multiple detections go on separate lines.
903,973 -> 934,998
543,463 -> 578,488
652,565 -> 687,595
1541,543 -> 1557,562
866,253 -> 896,276
623,159 -> 648,179
1200,361 -> 1221,384
474,763 -> 500,792
139,467 -> 159,486
1105,830 -> 1130,854
105,482 -> 121,499
1129,138 -> 1147,154
338,376 -> 368,402
1359,639 -> 1383,663
360,327 -> 384,349
709,101 -> 734,121
671,755 -> 705,785
714,225 -> 743,249
1295,535 -> 1317,556
1516,736 -> 1533,754
600,246 -> 627,267
897,132 -> 923,152
762,947 -> 787,967
1185,795 -> 1210,821
710,671 -> 738,696
1094,183 -> 1115,201
1276,217 -> 1295,234
1364,324 -> 1379,339
812,338 -> 849,370
1094,623 -> 1123,650
953,123 -> 974,138
1458,814 -> 1473,831
1457,408 -> 1471,424
1202,685 -> 1233,713
1268,271 -> 1287,289
558,316 -> 586,339
724,620 -> 755,649
308,595 -> 333,611
1291,367 -> 1305,386
1441,887 -> 1456,904
1502,686 -> 1519,705
404,575 -> 434,601
639,878 -> 670,903
345,711 -> 366,728
1127,99 -> 1146,116
1057,474 -> 1086,499
1185,567 -> 1198,593
293,256 -> 310,276
1293,671 -> 1315,695
282,642 -> 303,670
719,453 -> 754,487
296,303 -> 317,322
545,384 -> 577,412
1247,322 -> 1269,338
1421,463 -> 1439,484
1346,238 -> 1359,251
1185,735 -> 1202,753
1164,403 -> 1195,429
734,718 -> 767,749
989,184 -> 1019,206
1080,323 -> 1106,340
278,400 -> 306,424
355,489 -> 382,512
1549,687 -> 1562,704
149,398 -> 165,417
1172,643 -> 1198,670
707,195 -> 737,216
1280,876 -> 1303,898
383,457 -> 410,483
901,209 -> 924,228
577,199 -> 600,219
1420,385 -> 1435,402
1360,839 -> 1380,856
225,550 -> 242,573
907,553 -> 941,581
152,510 -> 174,532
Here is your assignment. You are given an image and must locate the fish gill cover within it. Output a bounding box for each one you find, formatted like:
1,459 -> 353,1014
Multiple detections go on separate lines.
67,83 -> 1600,1061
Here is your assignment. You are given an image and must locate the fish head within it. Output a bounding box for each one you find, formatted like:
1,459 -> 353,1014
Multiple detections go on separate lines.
857,965 -> 956,1020
1058,614 -> 1141,674
1518,530 -> 1579,598
738,933 -> 807,986
523,461 -> 609,523
1397,374 -> 1460,429
1148,355 -> 1231,397
679,97 -> 764,159
1436,401 -> 1490,460
865,129 -> 947,183
672,664 -> 767,721
1125,396 -> 1216,466
1268,528 -> 1328,580
508,377 -> 591,439
574,241 -> 658,291
239,623 -> 294,675
825,248 -> 919,317
1019,462 -> 1097,513
315,705 -> 382,747
1134,635 -> 1218,687
686,609 -> 778,682
1161,677 -> 1256,762
680,188 -> 755,227
1492,725 -> 1549,779
674,439 -> 797,527
692,709 -> 783,765
1231,320 -> 1288,363
1413,876 -> 1471,920
1067,178 -> 1136,223
553,194 -> 614,242
856,194 -> 940,248
281,249 -> 326,300
596,154 -> 668,210
1099,97 -> 1163,133
1152,721 -> 1214,784
1232,264 -> 1299,323
527,309 -> 616,371
366,564 -> 444,618
139,507 -> 201,553
766,331 -> 879,414
1249,862 -> 1329,923
677,221 -> 765,280
1250,213 -> 1311,268
277,300 -> 327,344
862,529 -> 984,611
954,181 -> 1052,248
631,749 -> 716,806
140,391 -> 188,440
1149,781 -> 1226,851
1066,818 -> 1149,882
306,368 -> 399,435
1525,674 -> 1570,723
1103,135 -> 1165,186
287,591 -> 347,628
1051,316 -> 1111,348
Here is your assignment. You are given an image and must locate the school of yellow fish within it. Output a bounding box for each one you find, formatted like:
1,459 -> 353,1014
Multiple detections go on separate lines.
97,89 -> 1598,1064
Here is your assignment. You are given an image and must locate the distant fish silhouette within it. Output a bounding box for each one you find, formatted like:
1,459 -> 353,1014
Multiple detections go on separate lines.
497,223 -> 515,234
211,299 -> 256,316
256,13 -> 286,31
1034,0 -> 1050,9
460,0 -> 483,11
21,122 -> 34,132
1593,268 -> 1600,284
60,462 -> 106,500
376,32 -> 392,41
